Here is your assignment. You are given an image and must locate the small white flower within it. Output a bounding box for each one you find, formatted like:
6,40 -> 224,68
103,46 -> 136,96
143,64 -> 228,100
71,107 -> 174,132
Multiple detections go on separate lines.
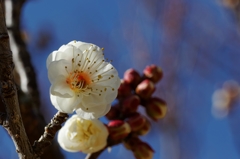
47,41 -> 120,119
58,115 -> 108,153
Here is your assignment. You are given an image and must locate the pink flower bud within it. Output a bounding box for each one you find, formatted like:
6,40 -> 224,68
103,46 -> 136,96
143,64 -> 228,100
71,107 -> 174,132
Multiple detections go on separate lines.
117,80 -> 132,99
136,118 -> 151,136
123,136 -> 141,150
136,79 -> 155,100
105,104 -> 121,120
143,65 -> 163,83
126,113 -> 146,132
124,69 -> 141,88
108,120 -> 131,140
132,142 -> 154,159
122,95 -> 140,115
146,97 -> 167,121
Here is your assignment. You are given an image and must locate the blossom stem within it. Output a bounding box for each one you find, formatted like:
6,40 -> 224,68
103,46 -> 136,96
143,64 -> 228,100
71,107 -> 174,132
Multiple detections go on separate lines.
33,111 -> 68,156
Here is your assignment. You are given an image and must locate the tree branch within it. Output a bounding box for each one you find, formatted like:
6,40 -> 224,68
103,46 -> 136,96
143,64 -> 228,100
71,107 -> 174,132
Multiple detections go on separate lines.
0,1 -> 36,158
33,111 -> 68,156
5,0 -> 65,158
0,112 -> 6,125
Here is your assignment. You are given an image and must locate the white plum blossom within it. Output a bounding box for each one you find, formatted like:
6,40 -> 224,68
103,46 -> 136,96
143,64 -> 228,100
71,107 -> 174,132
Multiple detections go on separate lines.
47,40 -> 121,119
58,115 -> 108,153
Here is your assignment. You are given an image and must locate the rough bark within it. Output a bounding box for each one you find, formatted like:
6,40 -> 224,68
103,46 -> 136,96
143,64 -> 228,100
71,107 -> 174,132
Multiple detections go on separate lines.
0,1 -> 36,158
6,0 -> 65,158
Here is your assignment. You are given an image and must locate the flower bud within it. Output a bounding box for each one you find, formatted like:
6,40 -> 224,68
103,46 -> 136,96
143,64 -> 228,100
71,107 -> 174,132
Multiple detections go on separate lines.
143,65 -> 163,83
117,80 -> 132,99
108,120 -> 131,140
132,142 -> 154,159
123,136 -> 141,150
146,97 -> 167,120
105,104 -> 121,120
136,79 -> 155,100
124,69 -> 141,88
57,115 -> 108,153
136,118 -> 151,136
126,113 -> 146,132
122,95 -> 140,115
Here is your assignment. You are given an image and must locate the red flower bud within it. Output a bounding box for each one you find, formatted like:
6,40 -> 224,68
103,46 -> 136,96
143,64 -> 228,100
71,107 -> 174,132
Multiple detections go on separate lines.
126,113 -> 146,132
108,120 -> 131,140
132,142 -> 154,159
146,97 -> 167,121
136,79 -> 155,100
124,69 -> 141,88
136,118 -> 151,136
123,136 -> 141,150
117,80 -> 132,99
122,95 -> 140,115
143,65 -> 163,83
105,104 -> 121,120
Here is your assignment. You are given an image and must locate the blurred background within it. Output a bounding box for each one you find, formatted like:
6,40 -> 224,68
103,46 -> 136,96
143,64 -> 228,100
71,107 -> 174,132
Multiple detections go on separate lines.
1,0 -> 240,158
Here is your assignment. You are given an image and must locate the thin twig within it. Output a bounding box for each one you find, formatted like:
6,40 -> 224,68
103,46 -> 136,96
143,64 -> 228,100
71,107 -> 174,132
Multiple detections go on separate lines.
33,111 -> 68,156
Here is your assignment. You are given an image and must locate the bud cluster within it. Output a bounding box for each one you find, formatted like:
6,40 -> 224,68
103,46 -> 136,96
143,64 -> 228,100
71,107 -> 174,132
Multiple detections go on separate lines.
106,65 -> 167,159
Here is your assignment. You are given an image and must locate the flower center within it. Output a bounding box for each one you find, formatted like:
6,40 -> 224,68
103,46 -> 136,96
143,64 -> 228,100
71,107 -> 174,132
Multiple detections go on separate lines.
66,72 -> 91,92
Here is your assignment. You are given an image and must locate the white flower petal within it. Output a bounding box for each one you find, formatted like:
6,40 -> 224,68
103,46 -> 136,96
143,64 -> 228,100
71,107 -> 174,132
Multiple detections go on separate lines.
76,103 -> 111,120
68,41 -> 89,49
50,76 -> 74,98
58,127 -> 81,152
58,115 -> 108,153
56,46 -> 82,62
46,51 -> 58,68
50,95 -> 82,113
56,95 -> 82,113
50,94 -> 64,112
48,59 -> 71,84
47,41 -> 120,117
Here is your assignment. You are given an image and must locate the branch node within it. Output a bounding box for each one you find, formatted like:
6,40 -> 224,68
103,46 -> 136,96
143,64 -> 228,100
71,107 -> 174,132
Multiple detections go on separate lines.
33,111 -> 68,157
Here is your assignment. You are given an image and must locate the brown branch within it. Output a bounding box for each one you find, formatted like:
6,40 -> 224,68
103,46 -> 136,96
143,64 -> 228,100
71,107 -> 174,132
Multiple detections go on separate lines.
0,112 -> 6,125
5,1 -> 65,158
33,111 -> 68,156
0,1 -> 36,158
10,0 -> 41,107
